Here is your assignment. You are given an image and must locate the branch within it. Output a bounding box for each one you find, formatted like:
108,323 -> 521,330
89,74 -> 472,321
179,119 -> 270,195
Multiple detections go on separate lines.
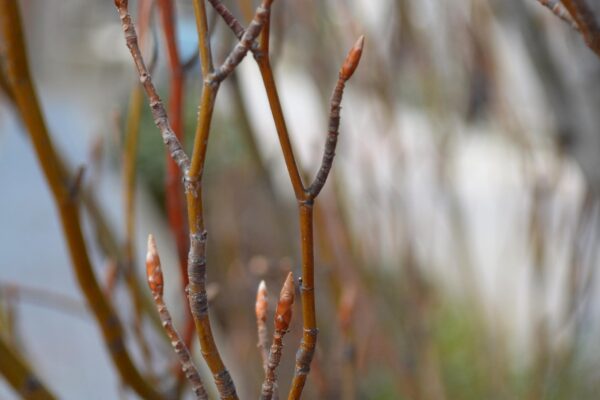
307,36 -> 365,199
115,0 -> 190,174
561,0 -> 600,57
146,235 -> 208,400
207,0 -> 307,201
536,0 -> 580,31
0,335 -> 56,400
1,2 -> 161,398
260,273 -> 295,400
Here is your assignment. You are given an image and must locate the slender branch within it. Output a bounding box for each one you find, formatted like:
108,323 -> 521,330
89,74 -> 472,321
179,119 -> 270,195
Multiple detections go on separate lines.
307,36 -> 364,199
561,0 -> 600,56
1,2 -> 161,398
0,335 -> 56,400
261,272 -> 295,400
146,235 -> 208,400
115,0 -> 190,174
536,0 -> 580,31
207,0 -> 306,200
256,280 -> 270,372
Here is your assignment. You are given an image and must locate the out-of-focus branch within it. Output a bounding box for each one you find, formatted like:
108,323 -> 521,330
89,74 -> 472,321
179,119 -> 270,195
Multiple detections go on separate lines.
536,0 -> 580,31
0,2 -> 161,398
561,0 -> 600,56
0,335 -> 56,400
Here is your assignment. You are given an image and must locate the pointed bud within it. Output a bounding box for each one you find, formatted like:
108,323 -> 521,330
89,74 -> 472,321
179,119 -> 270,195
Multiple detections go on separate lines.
274,272 -> 295,331
145,234 -> 164,297
339,35 -> 365,81
255,280 -> 268,324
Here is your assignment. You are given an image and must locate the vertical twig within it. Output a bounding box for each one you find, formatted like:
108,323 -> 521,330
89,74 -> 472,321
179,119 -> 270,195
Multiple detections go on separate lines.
261,273 -> 295,400
0,2 -> 161,398
145,235 -> 208,400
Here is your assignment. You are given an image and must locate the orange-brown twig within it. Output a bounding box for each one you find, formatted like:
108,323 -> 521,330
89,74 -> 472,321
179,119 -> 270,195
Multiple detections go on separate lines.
145,235 -> 208,399
0,2 -> 161,398
261,273 -> 295,400
256,280 -> 270,372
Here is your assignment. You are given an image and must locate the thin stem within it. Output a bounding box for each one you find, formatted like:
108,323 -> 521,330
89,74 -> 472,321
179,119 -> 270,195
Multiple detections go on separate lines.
536,0 -> 580,31
561,0 -> 600,57
0,335 -> 56,400
1,2 -> 161,398
288,203 -> 317,400
307,36 -> 364,199
261,272 -> 295,400
146,235 -> 208,400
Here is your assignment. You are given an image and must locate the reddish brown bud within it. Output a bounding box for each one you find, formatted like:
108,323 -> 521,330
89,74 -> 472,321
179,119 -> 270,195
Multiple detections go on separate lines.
114,0 -> 128,8
274,272 -> 295,332
339,35 -> 365,81
255,280 -> 268,324
145,234 -> 164,297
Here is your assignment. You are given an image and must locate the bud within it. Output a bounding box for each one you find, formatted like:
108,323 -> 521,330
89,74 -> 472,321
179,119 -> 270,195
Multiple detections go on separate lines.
339,35 -> 365,81
255,280 -> 268,324
274,272 -> 295,331
145,234 -> 164,297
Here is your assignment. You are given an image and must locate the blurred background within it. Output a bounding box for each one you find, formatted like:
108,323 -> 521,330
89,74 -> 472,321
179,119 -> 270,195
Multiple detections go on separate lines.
2,0 -> 600,398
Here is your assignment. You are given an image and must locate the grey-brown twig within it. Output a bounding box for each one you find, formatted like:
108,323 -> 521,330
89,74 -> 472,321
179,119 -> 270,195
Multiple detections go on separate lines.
145,235 -> 208,399
261,272 -> 295,400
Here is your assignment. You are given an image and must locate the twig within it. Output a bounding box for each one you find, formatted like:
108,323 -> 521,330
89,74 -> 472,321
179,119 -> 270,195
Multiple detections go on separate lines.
207,3 -> 364,397
307,36 -> 365,198
0,335 -> 56,400
560,0 -> 600,56
146,235 -> 208,400
256,280 -> 270,372
0,2 -> 161,398
536,0 -> 580,31
260,273 -> 295,400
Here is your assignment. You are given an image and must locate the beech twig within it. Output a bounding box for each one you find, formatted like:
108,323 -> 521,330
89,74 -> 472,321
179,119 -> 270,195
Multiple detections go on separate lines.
145,235 -> 208,399
260,272 -> 295,400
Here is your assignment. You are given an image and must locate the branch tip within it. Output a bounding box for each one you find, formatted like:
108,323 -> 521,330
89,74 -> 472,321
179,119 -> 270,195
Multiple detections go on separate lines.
145,234 -> 164,297
340,35 -> 365,81
256,280 -> 269,323
275,272 -> 294,332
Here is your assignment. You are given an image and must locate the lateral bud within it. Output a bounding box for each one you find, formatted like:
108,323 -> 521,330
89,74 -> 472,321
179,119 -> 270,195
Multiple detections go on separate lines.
274,272 -> 295,332
339,35 -> 365,81
145,234 -> 164,297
